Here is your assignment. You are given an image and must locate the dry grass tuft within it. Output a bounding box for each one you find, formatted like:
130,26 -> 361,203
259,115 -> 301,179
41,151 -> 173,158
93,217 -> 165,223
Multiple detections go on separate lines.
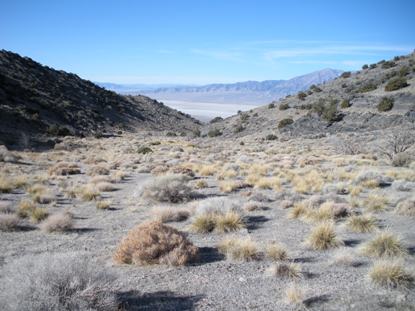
219,180 -> 245,193
346,214 -> 377,233
215,211 -> 245,233
288,203 -> 308,219
48,162 -> 81,176
113,221 -> 198,266
267,262 -> 302,279
0,175 -> 14,193
79,184 -> 101,201
87,165 -> 110,176
218,237 -> 258,261
17,200 -> 36,218
96,200 -> 111,210
254,177 -> 281,191
266,242 -> 289,261
39,212 -> 73,233
195,179 -> 208,189
30,207 -> 49,223
191,211 -> 244,233
285,283 -> 305,307
190,213 -> 217,233
292,170 -> 324,193
364,194 -> 388,212
305,221 -> 343,250
360,231 -> 407,258
369,260 -> 414,288
151,206 -> 190,223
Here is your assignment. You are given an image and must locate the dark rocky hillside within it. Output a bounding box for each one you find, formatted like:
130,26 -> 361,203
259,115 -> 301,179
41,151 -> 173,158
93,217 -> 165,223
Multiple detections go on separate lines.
0,50 -> 200,149
204,52 -> 415,138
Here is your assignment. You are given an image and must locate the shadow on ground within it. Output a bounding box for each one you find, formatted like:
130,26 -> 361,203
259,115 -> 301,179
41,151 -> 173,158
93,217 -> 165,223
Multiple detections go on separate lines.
117,290 -> 203,311
191,246 -> 225,266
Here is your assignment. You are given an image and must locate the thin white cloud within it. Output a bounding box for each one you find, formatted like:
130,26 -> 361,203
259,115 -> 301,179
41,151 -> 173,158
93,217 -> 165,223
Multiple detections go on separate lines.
264,44 -> 413,60
289,60 -> 365,67
190,48 -> 244,62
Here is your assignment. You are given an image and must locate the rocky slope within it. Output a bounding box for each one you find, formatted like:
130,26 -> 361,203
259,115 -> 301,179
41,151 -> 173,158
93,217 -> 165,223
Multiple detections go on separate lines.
107,69 -> 342,105
204,53 -> 415,138
0,50 -> 200,149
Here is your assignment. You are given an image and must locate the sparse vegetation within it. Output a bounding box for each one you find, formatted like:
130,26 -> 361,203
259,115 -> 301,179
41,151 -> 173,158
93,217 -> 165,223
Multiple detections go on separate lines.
346,214 -> 377,233
0,253 -> 117,311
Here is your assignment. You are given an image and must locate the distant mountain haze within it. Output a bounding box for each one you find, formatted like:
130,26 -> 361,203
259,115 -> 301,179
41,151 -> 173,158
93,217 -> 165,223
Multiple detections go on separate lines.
98,68 -> 343,105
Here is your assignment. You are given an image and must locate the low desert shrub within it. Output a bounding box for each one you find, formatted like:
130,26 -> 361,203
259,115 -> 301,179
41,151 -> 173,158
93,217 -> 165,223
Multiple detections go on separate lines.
297,92 -> 307,100
340,71 -> 351,78
137,146 -> 153,154
0,253 -> 117,311
305,221 -> 343,250
288,203 -> 308,219
142,174 -> 192,203
208,128 -> 222,137
385,77 -> 409,91
395,200 -> 415,216
392,152 -> 412,167
340,99 -> 351,108
279,103 -> 290,110
265,134 -> 278,141
381,61 -> 396,69
218,237 -> 258,261
0,214 -> 20,231
358,83 -> 377,93
215,211 -> 245,233
96,182 -> 117,192
87,165 -> 110,176
39,212 -> 73,233
369,260 -> 413,288
113,221 -> 198,266
278,118 -> 294,129
360,231 -> 407,258
377,97 -> 394,112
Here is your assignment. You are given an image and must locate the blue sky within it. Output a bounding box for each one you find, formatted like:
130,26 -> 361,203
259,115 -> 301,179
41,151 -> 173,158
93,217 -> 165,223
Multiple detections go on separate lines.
1,0 -> 414,84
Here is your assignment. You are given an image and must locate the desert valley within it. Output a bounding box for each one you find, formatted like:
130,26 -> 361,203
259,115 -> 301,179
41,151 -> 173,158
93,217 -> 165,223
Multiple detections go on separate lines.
0,49 -> 414,310
1,1 -> 415,310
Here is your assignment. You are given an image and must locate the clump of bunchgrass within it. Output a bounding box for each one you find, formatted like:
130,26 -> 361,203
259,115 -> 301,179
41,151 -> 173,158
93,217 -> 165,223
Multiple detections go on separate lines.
369,260 -> 413,288
360,231 -> 407,258
305,221 -> 343,250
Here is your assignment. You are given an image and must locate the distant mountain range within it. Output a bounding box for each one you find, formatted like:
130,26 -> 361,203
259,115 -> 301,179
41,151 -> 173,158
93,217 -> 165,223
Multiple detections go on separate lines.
97,68 -> 343,105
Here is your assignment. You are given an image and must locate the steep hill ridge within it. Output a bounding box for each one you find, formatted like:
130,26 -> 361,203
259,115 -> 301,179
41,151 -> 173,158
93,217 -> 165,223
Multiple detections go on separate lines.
0,50 -> 200,148
204,53 -> 415,138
